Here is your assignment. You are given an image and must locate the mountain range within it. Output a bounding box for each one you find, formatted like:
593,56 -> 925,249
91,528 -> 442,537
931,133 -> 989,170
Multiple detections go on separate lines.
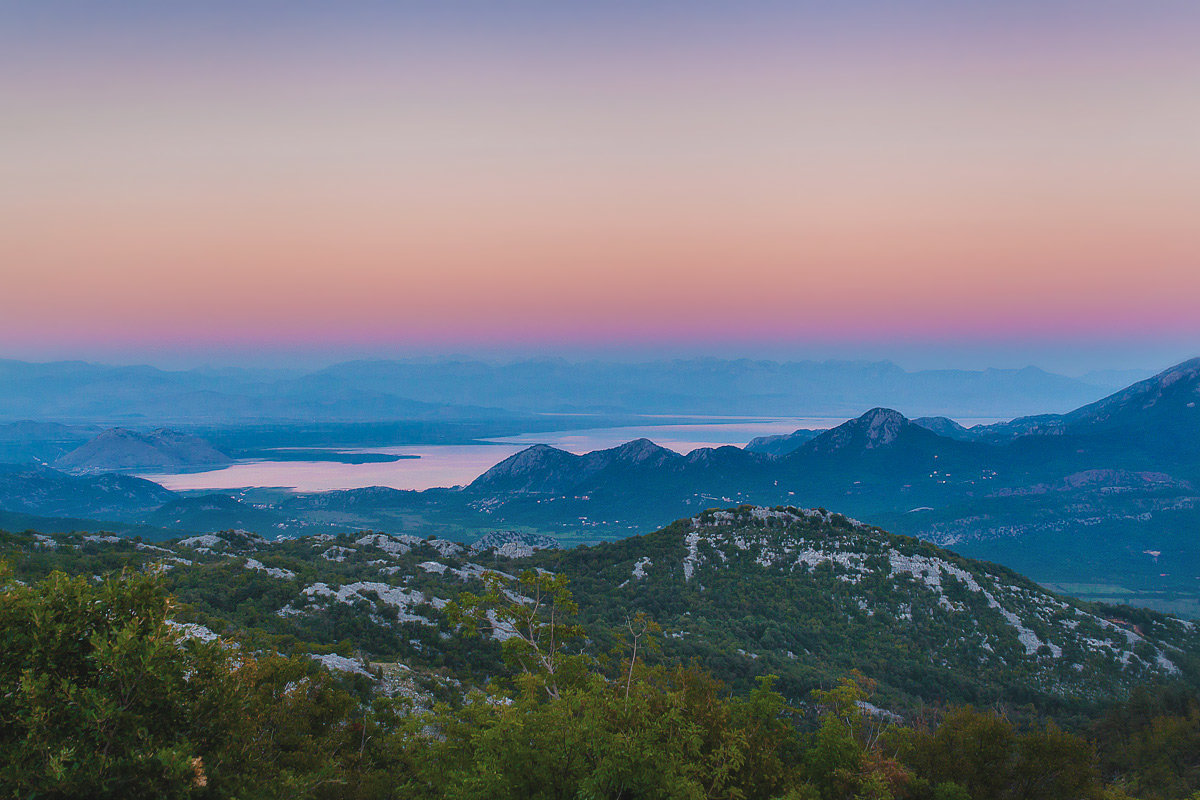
1,357 -> 1198,615
0,358 -> 519,424
0,356 -> 1154,423
473,357 -> 1200,494
460,358 -> 1200,611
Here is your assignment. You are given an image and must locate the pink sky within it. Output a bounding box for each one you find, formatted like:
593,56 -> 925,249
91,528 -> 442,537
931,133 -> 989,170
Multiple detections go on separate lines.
2,3 -> 1198,355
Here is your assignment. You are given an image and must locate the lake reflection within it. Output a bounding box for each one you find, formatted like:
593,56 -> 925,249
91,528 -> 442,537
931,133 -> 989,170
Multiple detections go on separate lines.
143,443 -> 528,493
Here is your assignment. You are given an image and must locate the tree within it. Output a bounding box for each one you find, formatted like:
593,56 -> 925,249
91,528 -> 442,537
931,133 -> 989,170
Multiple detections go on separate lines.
803,672 -> 910,800
0,563 -> 386,799
0,564 -> 212,797
897,706 -> 1102,800
445,569 -> 587,699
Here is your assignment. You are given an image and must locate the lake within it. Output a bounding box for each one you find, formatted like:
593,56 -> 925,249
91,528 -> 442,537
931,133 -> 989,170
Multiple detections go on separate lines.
139,416 -> 1003,493
139,417 -> 826,492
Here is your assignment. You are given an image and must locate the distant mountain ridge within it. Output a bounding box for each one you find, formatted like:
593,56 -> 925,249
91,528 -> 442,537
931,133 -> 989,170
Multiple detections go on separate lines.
273,358 -> 1139,417
0,355 -> 1149,422
923,357 -> 1200,450
471,405 -> 973,500
912,416 -> 971,439
0,358 -> 517,424
758,358 -> 1200,452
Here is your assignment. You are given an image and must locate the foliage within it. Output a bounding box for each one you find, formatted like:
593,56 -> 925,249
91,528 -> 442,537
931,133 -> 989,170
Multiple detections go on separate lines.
0,562 -> 386,799
0,563 -> 217,797
446,569 -> 588,699
895,705 -> 1103,800
1093,684 -> 1200,799
1,544 -> 1195,799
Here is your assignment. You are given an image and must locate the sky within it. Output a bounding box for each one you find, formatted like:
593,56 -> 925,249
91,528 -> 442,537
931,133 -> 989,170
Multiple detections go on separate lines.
2,2 -> 1198,372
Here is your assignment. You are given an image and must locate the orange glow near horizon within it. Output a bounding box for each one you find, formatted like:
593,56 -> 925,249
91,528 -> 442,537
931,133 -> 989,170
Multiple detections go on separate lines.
2,5 -> 1199,351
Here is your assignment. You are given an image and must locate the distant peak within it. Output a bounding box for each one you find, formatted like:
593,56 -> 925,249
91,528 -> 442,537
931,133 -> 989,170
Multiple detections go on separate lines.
54,426 -> 230,471
802,407 -> 913,453
613,437 -> 665,453
857,408 -> 908,447
603,438 -> 679,465
467,443 -> 580,492
503,443 -> 573,464
860,407 -> 907,424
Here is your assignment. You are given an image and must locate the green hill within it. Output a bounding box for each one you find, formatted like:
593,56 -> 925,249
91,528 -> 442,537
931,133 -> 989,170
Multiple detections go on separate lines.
5,506 -> 1197,719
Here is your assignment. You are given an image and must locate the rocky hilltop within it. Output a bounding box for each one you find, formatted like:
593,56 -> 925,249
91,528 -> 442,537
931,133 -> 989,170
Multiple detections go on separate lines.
551,506 -> 1197,705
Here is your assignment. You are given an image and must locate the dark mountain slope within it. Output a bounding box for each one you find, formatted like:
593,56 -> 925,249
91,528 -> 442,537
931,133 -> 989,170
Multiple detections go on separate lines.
145,493 -> 294,534
0,420 -> 98,463
971,358 -> 1200,450
470,439 -> 683,495
1061,357 -> 1200,442
0,464 -> 175,519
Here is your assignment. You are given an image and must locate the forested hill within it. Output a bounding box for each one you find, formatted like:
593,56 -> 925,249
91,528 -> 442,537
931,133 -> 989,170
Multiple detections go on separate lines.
537,506 -> 1200,709
5,506 -> 1197,717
